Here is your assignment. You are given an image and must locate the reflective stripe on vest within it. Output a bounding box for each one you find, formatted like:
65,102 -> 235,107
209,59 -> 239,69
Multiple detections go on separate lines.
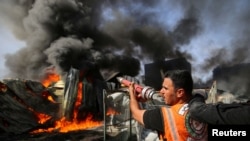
161,104 -> 189,141
165,107 -> 180,141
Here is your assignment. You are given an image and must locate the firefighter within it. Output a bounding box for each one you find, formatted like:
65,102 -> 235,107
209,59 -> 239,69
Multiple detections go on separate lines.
129,70 -> 207,141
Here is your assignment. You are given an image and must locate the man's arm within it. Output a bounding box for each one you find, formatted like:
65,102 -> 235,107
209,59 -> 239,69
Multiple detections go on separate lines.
129,83 -> 146,126
189,95 -> 250,124
188,95 -> 211,123
189,90 -> 223,124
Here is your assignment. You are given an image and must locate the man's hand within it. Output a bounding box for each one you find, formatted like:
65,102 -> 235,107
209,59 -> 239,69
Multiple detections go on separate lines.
128,82 -> 146,126
128,82 -> 146,102
128,82 -> 136,98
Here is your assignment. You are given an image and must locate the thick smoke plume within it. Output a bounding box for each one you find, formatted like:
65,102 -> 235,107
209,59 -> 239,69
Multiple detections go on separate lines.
1,0 -> 250,94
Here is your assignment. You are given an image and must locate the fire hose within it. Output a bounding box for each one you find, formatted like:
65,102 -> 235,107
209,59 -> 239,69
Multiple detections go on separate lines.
116,77 -> 163,102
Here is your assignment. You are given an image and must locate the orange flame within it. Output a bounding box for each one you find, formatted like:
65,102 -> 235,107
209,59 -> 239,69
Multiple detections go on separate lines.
28,107 -> 52,125
41,90 -> 56,103
33,71 -> 123,133
32,114 -> 102,133
42,73 -> 60,87
32,81 -> 103,133
73,82 -> 83,119
36,113 -> 52,124
106,107 -> 120,116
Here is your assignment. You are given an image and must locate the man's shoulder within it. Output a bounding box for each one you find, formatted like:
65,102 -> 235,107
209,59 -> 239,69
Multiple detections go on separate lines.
144,107 -> 162,117
143,107 -> 164,132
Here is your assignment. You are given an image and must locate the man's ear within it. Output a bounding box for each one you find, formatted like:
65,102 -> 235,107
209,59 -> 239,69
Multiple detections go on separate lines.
176,88 -> 184,98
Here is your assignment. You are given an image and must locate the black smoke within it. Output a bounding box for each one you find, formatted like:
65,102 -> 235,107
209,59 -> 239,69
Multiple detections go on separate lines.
1,0 -> 250,88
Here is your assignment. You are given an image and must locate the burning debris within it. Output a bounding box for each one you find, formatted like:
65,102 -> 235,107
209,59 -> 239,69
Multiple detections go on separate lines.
0,66 -> 142,140
0,79 -> 59,134
0,67 -> 102,134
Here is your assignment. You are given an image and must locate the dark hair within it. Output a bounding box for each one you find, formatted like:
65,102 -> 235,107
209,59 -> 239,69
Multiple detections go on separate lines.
164,70 -> 193,96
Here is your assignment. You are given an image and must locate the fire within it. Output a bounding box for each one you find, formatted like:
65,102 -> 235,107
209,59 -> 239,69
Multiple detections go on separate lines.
28,107 -> 52,125
106,107 -> 120,116
32,115 -> 102,133
32,81 -> 102,133
47,95 -> 55,103
54,115 -> 102,133
36,113 -> 52,124
40,71 -> 60,103
42,73 -> 60,87
0,82 -> 7,92
74,82 -> 83,119
40,90 -> 57,103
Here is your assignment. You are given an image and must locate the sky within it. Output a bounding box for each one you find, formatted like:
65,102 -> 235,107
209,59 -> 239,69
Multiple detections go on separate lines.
0,24 -> 25,79
0,0 -> 250,88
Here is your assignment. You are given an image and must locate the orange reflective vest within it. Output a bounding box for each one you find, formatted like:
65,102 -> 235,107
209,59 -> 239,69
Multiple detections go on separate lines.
160,104 -> 207,141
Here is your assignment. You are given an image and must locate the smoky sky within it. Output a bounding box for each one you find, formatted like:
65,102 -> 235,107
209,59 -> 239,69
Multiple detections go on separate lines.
1,0 -> 250,86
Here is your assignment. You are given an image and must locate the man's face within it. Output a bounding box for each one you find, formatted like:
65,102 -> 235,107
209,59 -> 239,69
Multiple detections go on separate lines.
159,78 -> 177,105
